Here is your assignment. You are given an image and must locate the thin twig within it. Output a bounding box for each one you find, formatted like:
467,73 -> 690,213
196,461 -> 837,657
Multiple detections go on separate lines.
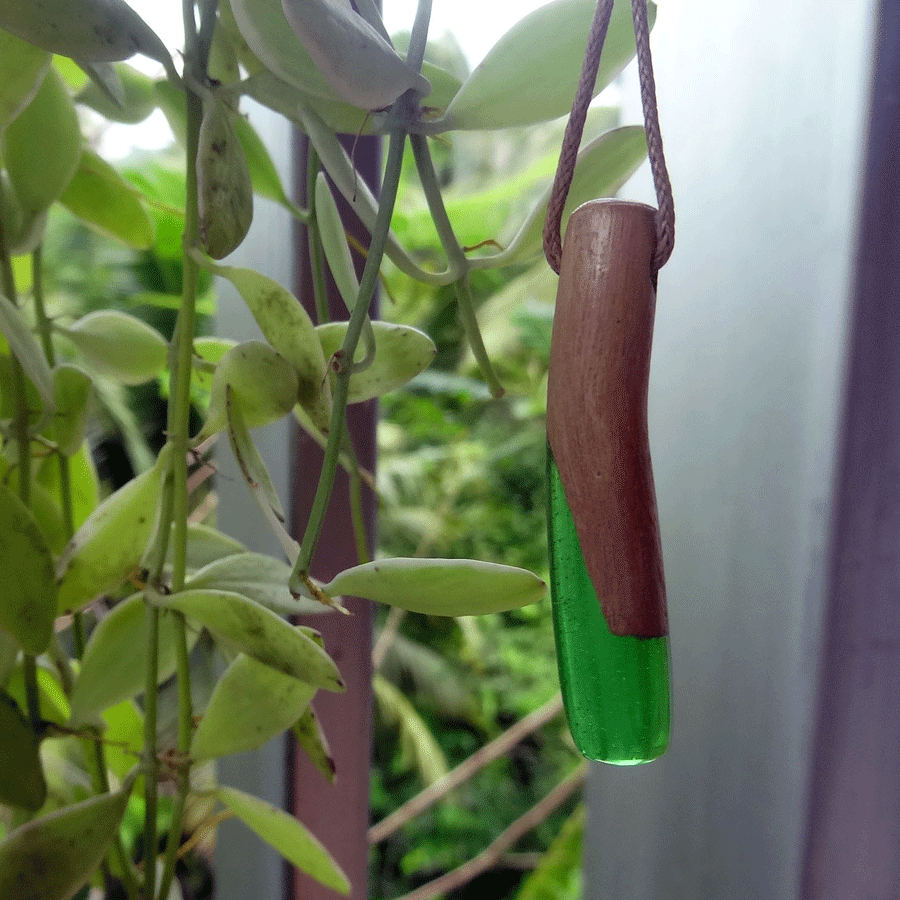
369,693 -> 565,844
390,763 -> 587,900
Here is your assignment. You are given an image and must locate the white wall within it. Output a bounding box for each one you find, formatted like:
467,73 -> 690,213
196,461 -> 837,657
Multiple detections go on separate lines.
583,2 -> 876,897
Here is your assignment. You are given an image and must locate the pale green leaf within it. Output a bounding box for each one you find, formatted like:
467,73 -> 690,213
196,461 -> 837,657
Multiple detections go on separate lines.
51,364 -> 92,457
229,0 -> 350,103
171,522 -> 245,572
191,653 -> 315,760
0,691 -> 46,811
153,588 -> 344,692
0,291 -> 56,418
56,455 -> 165,614
59,150 -> 155,249
186,552 -> 327,616
225,391 -> 302,563
27,481 -> 67,552
74,60 -> 124,107
291,706 -> 335,783
314,172 -> 358,312
316,321 -> 436,403
325,558 -> 546,616
198,340 -> 299,441
63,310 -> 167,384
440,0 -> 656,131
0,30 -> 50,131
3,68 -> 81,217
0,777 -> 133,900
99,699 -> 144,782
216,785 -> 350,894
69,594 -> 201,722
74,63 -> 157,123
37,441 -> 100,532
197,96 -> 254,260
197,256 -> 330,430
4,660 -> 70,726
0,485 -> 57,655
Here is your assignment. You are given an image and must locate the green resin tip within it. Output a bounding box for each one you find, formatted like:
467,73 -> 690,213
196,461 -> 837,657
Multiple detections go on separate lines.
547,449 -> 670,764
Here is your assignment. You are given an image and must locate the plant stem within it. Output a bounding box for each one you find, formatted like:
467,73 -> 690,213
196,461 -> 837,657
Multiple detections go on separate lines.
0,203 -> 43,732
289,0 -> 435,587
156,2 -> 218,892
290,123 -> 407,589
410,134 -> 504,397
142,600 -> 160,900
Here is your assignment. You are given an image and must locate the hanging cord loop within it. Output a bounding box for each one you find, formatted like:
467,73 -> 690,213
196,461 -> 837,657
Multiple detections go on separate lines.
542,0 -> 675,274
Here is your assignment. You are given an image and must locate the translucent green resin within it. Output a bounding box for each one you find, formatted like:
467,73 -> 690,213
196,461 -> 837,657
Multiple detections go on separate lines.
547,448 -> 670,764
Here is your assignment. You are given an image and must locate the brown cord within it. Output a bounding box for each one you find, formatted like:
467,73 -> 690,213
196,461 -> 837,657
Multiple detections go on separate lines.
543,0 -> 675,274
542,0 -> 614,274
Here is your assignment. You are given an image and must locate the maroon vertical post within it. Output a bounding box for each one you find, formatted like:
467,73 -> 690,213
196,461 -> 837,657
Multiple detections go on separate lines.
286,130 -> 379,900
800,2 -> 900,896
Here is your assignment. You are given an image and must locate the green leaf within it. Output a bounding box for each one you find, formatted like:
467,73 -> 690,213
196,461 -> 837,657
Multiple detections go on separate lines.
0,691 -> 46,811
59,150 -> 155,248
0,292 -> 57,419
325,558 -> 546,616
63,310 -> 167,384
243,62 -> 459,136
74,63 -> 157,123
37,441 -> 99,532
198,340 -> 299,441
228,0 -> 350,104
216,785 -> 350,894
224,390 -> 301,562
186,552 -> 328,616
72,59 -> 123,107
100,699 -> 144,782
193,336 -> 236,394
0,776 -> 133,900
3,67 -> 81,217
316,321 -> 436,403
0,629 -> 17,685
491,126 -> 649,266
0,30 -> 50,132
440,0 -> 655,131
4,660 -> 70,726
291,706 -> 335,784
196,95 -> 254,259
197,256 -> 330,430
56,455 -> 165,614
314,172 -> 358,312
191,653 -> 316,760
153,589 -> 344,692
0,484 -> 57,655
172,522 -> 245,572
27,481 -> 67,552
51,364 -> 92,457
69,594 -> 201,722
373,674 -> 449,787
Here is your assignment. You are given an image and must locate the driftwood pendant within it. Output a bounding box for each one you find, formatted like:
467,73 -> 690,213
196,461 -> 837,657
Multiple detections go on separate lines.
546,199 -> 670,764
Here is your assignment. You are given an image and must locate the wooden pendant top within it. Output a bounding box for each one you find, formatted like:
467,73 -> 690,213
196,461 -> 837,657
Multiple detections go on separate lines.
547,199 -> 668,638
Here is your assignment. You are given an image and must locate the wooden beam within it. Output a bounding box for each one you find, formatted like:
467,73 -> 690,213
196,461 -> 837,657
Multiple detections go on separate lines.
285,130 -> 379,900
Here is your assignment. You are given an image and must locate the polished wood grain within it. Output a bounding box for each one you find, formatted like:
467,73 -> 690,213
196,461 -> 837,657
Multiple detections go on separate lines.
547,199 -> 668,638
